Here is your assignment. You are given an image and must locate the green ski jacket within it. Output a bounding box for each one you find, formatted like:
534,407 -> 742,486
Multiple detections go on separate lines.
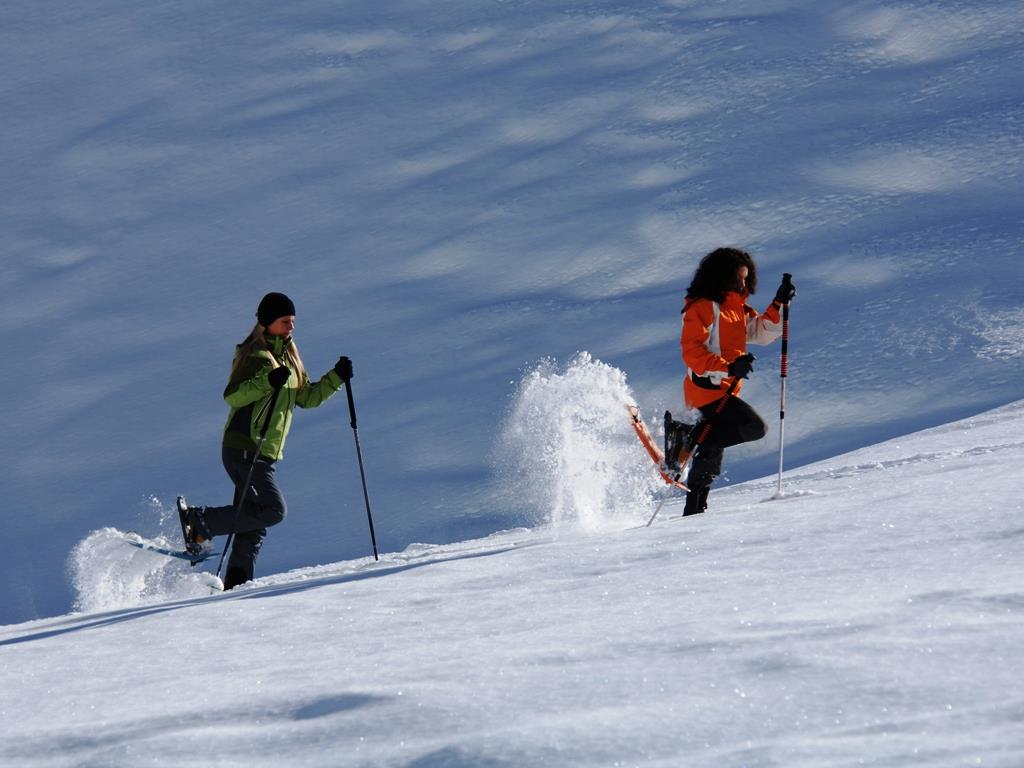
222,335 -> 343,460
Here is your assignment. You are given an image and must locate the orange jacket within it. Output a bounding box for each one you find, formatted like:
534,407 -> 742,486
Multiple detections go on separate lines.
681,291 -> 782,408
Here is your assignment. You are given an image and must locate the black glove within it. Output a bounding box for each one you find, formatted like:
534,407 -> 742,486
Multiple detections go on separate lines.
333,356 -> 353,381
774,276 -> 796,305
727,353 -> 756,380
268,366 -> 291,390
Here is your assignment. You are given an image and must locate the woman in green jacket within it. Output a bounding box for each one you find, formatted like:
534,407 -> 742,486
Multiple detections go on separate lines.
178,292 -> 352,590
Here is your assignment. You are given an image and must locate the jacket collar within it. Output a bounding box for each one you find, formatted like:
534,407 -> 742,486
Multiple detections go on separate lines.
722,290 -> 748,308
266,334 -> 290,356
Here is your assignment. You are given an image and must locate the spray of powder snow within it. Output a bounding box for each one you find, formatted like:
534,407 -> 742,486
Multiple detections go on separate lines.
68,496 -> 221,614
498,352 -> 661,532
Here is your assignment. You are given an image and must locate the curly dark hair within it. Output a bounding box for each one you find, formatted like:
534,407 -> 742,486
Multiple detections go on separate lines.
685,247 -> 758,303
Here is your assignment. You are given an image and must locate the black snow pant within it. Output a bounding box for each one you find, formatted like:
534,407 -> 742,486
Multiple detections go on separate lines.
685,396 -> 768,492
202,446 -> 288,589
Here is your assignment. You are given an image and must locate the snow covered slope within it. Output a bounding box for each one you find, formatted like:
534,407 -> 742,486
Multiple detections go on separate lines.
3,0 -> 1023,623
2,401 -> 1022,766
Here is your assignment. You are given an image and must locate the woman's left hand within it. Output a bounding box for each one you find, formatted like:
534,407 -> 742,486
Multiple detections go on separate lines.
334,356 -> 353,381
774,278 -> 796,305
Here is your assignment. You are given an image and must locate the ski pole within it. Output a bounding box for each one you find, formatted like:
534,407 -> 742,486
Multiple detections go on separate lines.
775,273 -> 793,498
215,384 -> 282,581
646,375 -> 742,527
344,378 -> 379,561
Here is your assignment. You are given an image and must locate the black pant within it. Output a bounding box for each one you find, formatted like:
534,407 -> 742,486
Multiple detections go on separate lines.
203,447 -> 288,586
685,397 -> 767,490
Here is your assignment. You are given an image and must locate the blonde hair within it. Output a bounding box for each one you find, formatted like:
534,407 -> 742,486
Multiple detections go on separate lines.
231,324 -> 307,386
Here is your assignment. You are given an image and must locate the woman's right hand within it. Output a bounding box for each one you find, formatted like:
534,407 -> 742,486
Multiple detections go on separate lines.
268,366 -> 291,389
727,353 -> 756,380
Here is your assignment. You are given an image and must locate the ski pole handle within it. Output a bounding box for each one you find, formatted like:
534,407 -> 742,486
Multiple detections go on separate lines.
780,275 -> 790,378
777,275 -> 792,497
344,377 -> 357,430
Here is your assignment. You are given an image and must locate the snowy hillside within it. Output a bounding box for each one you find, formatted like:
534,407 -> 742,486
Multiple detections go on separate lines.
2,401 -> 1023,767
3,0 -> 1024,624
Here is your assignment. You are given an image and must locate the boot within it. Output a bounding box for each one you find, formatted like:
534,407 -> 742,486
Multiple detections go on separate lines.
683,486 -> 710,516
663,411 -> 694,471
223,565 -> 251,591
176,496 -> 212,555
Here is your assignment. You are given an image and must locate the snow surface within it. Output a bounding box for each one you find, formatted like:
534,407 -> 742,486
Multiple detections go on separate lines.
2,0 -> 1022,624
3,396 -> 1023,766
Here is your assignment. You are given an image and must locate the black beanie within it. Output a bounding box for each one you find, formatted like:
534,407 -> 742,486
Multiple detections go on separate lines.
256,292 -> 296,327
